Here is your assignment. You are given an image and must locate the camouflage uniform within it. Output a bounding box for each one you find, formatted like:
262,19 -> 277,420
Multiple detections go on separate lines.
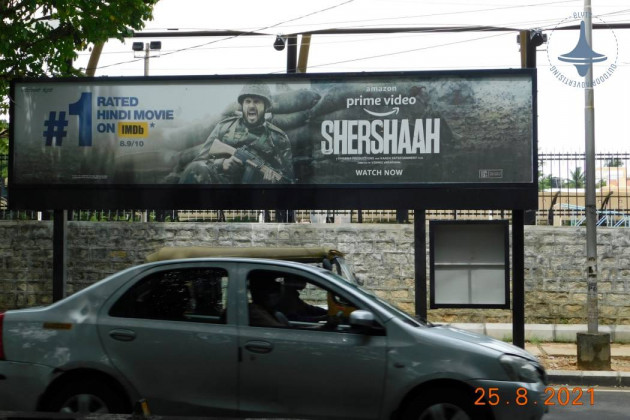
180,84 -> 294,185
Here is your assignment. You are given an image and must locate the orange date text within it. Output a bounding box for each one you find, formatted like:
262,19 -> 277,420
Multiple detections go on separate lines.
474,386 -> 595,406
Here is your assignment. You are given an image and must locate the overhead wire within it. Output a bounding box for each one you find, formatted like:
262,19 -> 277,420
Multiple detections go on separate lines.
296,30 -> 518,71
93,0 -> 356,71
88,0 -> 629,74
88,0 -> 550,70
271,0 -> 580,31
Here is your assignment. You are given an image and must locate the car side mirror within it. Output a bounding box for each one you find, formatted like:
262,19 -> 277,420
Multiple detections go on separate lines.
349,310 -> 376,328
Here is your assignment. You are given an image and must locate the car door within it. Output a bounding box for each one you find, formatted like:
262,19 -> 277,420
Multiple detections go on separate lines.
237,264 -> 387,419
97,262 -> 238,416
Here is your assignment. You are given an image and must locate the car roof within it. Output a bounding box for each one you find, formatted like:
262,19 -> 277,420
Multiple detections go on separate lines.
145,246 -> 344,264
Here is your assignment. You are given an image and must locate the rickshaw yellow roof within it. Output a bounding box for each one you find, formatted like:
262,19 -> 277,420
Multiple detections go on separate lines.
146,246 -> 344,263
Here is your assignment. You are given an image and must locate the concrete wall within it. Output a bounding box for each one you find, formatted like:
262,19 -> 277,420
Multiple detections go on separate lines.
1,221 -> 629,325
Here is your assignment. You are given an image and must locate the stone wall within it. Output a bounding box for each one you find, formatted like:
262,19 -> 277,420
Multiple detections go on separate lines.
1,221 -> 629,325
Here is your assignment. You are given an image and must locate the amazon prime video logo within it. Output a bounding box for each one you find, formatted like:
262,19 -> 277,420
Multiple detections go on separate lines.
547,11 -> 618,88
346,88 -> 410,117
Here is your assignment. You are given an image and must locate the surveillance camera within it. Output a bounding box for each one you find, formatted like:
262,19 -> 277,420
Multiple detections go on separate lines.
274,35 -> 286,51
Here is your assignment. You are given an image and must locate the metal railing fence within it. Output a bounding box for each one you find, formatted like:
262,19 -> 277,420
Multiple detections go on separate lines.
538,152 -> 630,226
2,152 -> 630,226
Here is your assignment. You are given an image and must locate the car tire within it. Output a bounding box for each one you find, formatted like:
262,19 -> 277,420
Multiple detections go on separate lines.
44,378 -> 129,414
401,387 -> 489,420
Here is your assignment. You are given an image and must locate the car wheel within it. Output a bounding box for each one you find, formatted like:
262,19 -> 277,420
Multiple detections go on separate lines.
402,388 -> 488,420
45,379 -> 129,414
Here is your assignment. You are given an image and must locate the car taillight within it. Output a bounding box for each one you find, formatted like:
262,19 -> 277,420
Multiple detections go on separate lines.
0,312 -> 4,360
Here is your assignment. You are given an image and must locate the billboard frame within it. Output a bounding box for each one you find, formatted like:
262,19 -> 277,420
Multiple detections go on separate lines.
9,68 -> 538,210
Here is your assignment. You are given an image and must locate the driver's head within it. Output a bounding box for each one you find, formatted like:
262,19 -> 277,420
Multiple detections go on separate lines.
249,272 -> 283,309
283,275 -> 307,291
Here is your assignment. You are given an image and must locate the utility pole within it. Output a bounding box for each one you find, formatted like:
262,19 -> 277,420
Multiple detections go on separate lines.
584,0 -> 599,334
583,0 -> 598,337
577,0 -> 611,370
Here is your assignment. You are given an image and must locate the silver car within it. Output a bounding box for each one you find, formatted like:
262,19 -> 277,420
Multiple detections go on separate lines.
0,258 -> 547,419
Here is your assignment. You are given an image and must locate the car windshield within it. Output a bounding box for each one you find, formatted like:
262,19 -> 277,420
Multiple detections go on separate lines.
320,270 -> 426,327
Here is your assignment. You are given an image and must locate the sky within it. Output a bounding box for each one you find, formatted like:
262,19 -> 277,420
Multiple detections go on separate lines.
73,0 -> 630,154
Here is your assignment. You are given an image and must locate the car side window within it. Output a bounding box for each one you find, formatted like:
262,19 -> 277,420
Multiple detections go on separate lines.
246,269 -> 370,333
109,267 -> 229,323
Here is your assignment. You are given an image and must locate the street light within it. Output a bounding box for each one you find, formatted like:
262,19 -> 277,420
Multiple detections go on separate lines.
132,41 -> 162,76
131,41 -> 162,223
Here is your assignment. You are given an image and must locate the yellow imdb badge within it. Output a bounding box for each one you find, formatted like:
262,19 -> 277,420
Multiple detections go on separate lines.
118,122 -> 149,138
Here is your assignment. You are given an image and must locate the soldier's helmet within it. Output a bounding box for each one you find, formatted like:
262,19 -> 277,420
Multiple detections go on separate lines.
238,84 -> 272,110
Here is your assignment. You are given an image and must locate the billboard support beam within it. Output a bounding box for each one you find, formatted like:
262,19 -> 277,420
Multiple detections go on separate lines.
414,210 -> 427,320
512,210 -> 525,348
52,210 -> 67,302
287,35 -> 298,74
512,28 -> 544,348
275,35 -> 299,223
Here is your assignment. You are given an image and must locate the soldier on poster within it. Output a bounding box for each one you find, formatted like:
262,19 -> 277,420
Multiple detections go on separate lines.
179,83 -> 295,184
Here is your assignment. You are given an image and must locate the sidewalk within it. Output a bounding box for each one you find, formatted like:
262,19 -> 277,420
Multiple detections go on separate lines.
452,323 -> 630,387
527,342 -> 630,386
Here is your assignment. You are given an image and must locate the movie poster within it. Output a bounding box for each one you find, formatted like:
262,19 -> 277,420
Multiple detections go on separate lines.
11,71 -> 534,187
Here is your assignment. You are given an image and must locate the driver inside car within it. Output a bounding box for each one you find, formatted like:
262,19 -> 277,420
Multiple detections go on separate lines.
248,274 -> 290,328
275,276 -> 328,323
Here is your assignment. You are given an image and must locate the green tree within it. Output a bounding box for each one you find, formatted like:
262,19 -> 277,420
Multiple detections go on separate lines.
0,120 -> 7,154
1,0 -> 158,114
538,173 -> 552,191
605,158 -> 624,167
538,161 -> 551,191
564,167 -> 585,188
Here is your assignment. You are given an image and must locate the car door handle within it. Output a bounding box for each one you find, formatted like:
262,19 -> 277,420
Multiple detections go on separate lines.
109,329 -> 136,342
245,340 -> 273,354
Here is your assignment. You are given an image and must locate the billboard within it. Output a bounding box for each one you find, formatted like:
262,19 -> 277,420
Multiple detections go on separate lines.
9,70 -> 537,210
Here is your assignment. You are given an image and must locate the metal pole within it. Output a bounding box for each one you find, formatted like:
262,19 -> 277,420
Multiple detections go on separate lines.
144,43 -> 150,76
142,43 -> 150,223
584,0 -> 599,334
414,210 -> 427,319
52,210 -> 67,302
512,210 -> 525,348
513,29 -> 536,348
276,35 -> 298,223
286,35 -> 298,74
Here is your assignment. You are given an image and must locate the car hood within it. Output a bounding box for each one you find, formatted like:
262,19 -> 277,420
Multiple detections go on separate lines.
431,324 -> 537,362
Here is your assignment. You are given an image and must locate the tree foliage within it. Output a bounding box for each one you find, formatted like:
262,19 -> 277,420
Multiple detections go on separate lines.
1,0 -> 158,113
605,158 -> 624,167
538,161 -> 551,191
538,173 -> 552,191
564,167 -> 585,188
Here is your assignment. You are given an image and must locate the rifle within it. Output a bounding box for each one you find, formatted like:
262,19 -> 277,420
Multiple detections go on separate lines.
208,139 -> 293,183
